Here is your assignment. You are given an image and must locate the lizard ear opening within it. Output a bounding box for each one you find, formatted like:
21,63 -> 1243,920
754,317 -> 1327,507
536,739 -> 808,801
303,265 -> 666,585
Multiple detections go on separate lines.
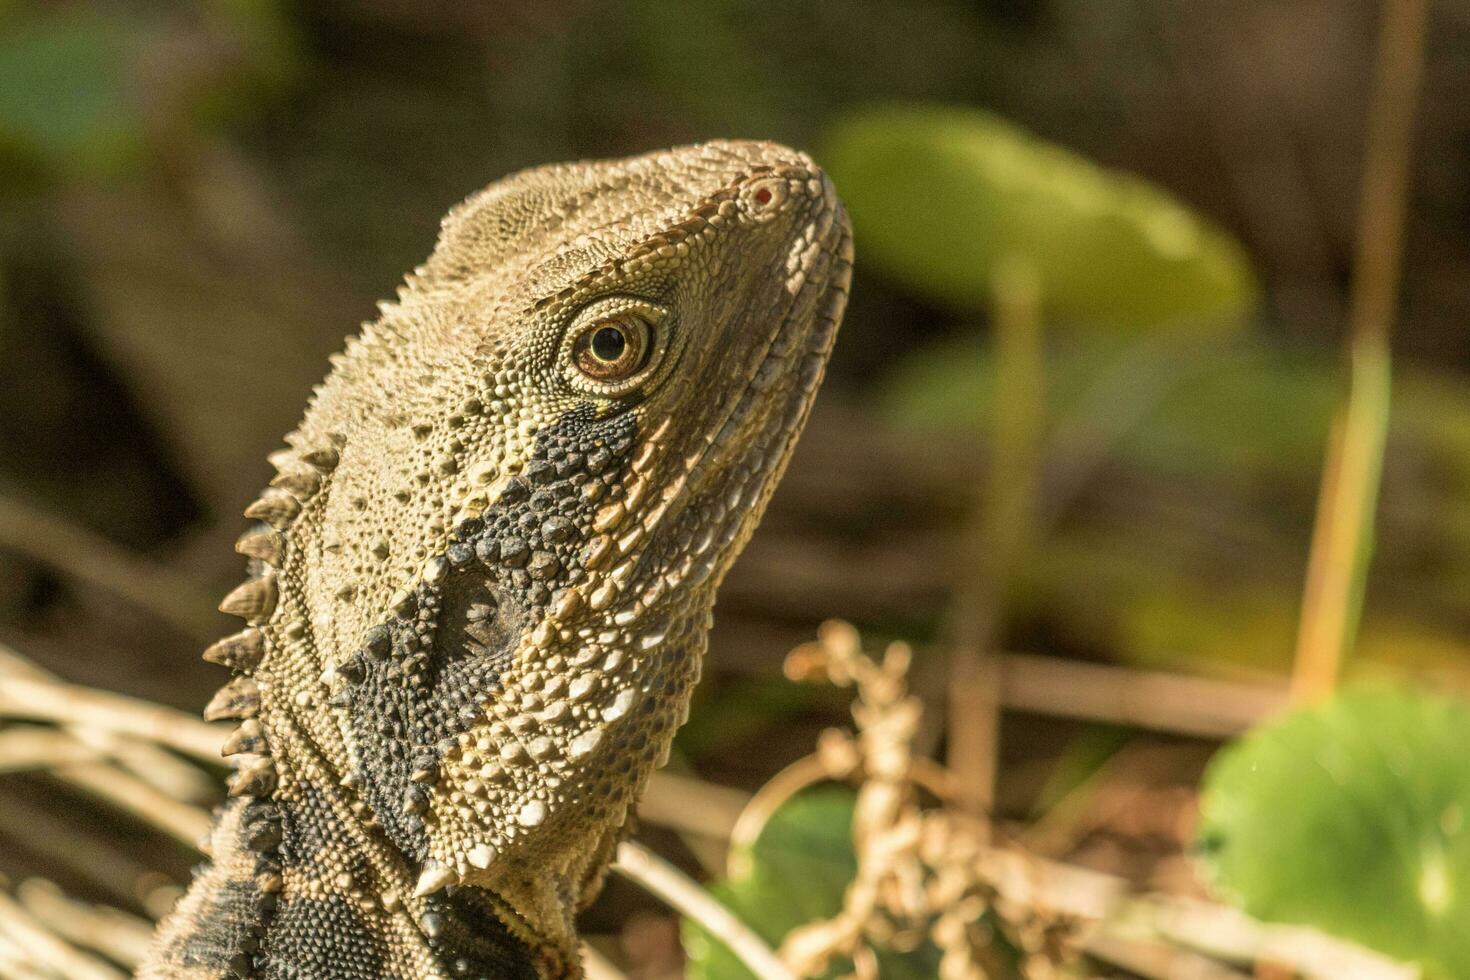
559,297 -> 671,398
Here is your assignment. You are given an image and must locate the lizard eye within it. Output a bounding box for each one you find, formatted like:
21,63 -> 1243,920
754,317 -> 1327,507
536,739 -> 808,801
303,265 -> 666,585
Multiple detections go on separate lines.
560,298 -> 670,397
574,314 -> 651,381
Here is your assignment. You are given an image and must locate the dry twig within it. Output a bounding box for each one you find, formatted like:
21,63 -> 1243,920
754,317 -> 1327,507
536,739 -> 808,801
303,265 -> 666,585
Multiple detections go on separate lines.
16,879 -> 155,969
0,675 -> 228,764
0,492 -> 217,638
614,840 -> 795,980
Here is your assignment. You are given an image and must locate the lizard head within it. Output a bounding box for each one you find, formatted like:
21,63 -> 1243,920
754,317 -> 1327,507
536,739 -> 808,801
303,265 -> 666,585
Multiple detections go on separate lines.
214,140 -> 850,962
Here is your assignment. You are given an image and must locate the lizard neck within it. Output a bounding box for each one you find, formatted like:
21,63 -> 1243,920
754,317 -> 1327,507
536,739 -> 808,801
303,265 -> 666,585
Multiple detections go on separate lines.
143,726 -> 568,980
258,735 -> 560,980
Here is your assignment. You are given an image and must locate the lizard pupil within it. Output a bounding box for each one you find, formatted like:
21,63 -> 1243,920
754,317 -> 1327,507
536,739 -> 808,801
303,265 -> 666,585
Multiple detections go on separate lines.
590,326 -> 626,362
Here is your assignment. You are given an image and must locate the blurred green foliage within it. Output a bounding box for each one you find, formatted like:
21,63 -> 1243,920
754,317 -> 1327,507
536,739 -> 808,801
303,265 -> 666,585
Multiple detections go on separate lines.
675,675 -> 831,764
0,2 -> 298,192
880,333 -> 1470,677
0,8 -> 145,187
683,788 -> 946,980
882,334 -> 1336,485
822,104 -> 1258,330
1198,690 -> 1470,978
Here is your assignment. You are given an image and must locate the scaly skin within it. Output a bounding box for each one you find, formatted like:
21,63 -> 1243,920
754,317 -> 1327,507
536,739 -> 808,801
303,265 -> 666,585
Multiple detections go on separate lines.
139,141 -> 852,979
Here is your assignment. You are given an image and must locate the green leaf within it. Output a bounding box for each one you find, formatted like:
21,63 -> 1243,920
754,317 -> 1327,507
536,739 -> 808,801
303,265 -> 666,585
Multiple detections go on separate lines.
0,8 -> 147,185
821,103 -> 1258,331
1197,690 -> 1470,978
682,787 -> 942,980
880,333 -> 1336,483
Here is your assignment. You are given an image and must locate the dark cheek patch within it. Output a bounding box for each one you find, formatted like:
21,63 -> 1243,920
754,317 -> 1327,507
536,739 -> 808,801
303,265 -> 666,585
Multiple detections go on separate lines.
337,404 -> 637,858
342,575 -> 525,859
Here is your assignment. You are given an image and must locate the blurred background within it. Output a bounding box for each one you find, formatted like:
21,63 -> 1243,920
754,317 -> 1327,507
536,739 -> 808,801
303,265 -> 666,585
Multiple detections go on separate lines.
0,1 -> 1467,977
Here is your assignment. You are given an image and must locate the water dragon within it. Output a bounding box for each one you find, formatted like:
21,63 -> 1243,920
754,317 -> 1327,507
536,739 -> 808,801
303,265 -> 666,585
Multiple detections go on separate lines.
139,140 -> 852,978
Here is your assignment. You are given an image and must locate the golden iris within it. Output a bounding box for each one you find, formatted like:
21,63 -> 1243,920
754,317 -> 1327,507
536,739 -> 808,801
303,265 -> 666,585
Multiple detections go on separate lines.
573,314 -> 652,381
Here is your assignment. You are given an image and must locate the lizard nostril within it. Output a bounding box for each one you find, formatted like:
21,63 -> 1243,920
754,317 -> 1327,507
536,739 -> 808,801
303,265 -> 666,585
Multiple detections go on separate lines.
743,177 -> 787,216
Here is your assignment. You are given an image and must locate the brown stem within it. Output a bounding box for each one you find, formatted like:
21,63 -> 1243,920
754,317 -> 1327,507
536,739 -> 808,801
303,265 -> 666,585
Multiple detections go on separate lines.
1290,0 -> 1429,702
947,256 -> 1045,818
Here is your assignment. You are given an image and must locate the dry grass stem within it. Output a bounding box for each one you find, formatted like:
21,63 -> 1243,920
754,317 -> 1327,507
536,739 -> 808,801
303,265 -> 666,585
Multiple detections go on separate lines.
0,727 -> 105,772
0,886 -> 128,980
644,752 -> 748,874
16,879 -> 155,969
581,942 -> 633,980
0,644 -> 218,802
1291,0 -> 1429,701
53,762 -> 213,846
1000,653 -> 1285,738
0,675 -> 228,764
947,260 -> 1046,819
639,770 -> 751,843
0,791 -> 162,909
614,839 -> 796,980
0,934 -> 36,980
1136,895 -> 1416,980
0,492 -> 218,639
83,732 -> 220,804
1083,931 -> 1251,980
